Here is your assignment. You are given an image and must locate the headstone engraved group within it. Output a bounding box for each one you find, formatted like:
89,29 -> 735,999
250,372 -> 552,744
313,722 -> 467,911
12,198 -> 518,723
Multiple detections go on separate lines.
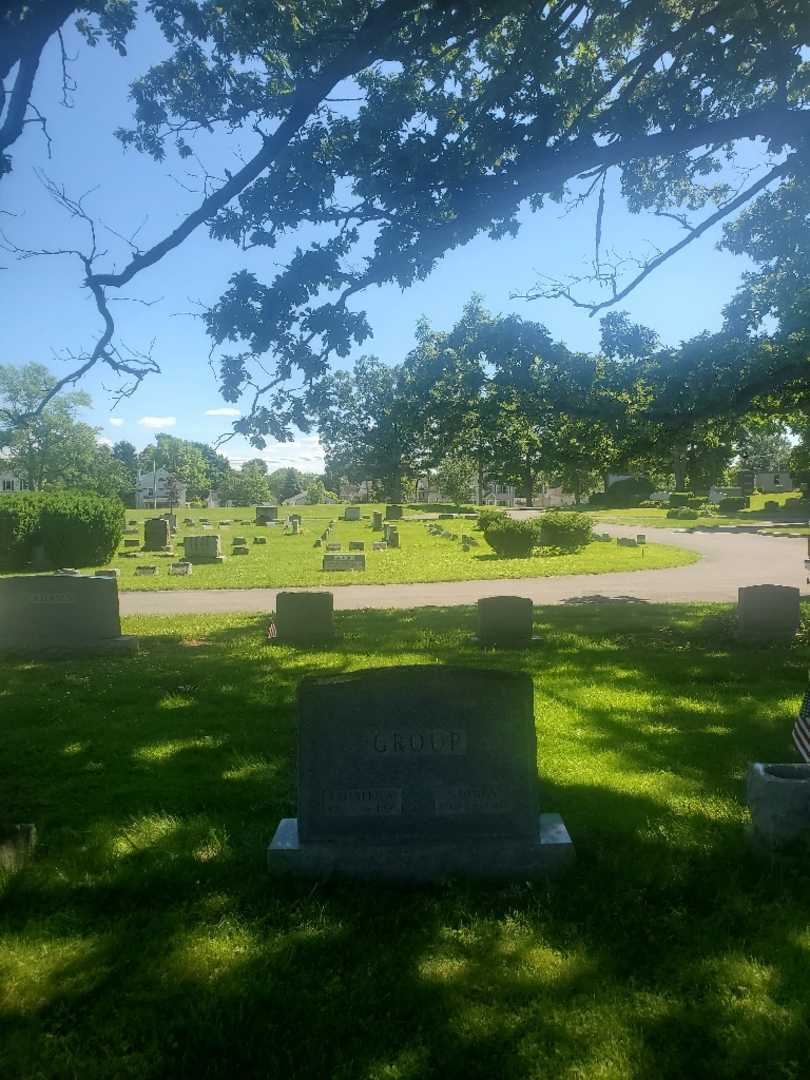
2,501 -> 809,878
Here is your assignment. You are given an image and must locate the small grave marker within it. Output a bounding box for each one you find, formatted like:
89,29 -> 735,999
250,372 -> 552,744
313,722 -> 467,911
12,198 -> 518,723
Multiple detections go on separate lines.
738,584 -> 801,642
477,596 -> 535,647
273,591 -> 334,645
323,553 -> 366,572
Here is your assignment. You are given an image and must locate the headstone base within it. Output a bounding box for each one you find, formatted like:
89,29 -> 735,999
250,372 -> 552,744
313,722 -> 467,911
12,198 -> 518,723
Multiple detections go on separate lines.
0,635 -> 138,659
268,813 -> 574,883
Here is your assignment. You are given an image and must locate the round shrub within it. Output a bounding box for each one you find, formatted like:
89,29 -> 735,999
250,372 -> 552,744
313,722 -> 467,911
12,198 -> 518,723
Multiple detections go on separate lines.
538,510 -> 593,551
717,496 -> 750,514
666,506 -> 700,520
477,508 -> 507,531
668,492 -> 694,508
483,518 -> 539,557
0,491 -> 124,570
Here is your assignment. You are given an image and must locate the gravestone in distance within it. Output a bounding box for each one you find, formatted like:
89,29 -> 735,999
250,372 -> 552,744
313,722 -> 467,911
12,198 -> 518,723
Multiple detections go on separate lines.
636,534 -> 647,545
268,666 -> 574,881
348,541 -> 365,552
184,535 -> 225,563
738,584 -> 801,642
253,536 -> 267,545
477,596 -> 535,647
385,504 -> 403,520
372,541 -> 387,551
233,536 -> 247,545
344,506 -> 361,521
143,518 -> 172,552
372,511 -> 384,530
256,505 -> 279,524
387,528 -> 401,549
135,565 -> 159,576
123,539 -> 140,548
169,562 -> 192,576
232,544 -> 250,555
273,591 -> 334,645
617,537 -> 637,548
323,553 -> 366,571
0,575 -> 137,656
326,542 -> 341,552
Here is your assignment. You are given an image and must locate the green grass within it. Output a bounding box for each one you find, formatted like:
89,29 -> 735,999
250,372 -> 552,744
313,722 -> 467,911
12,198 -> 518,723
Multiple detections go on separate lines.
2,604 -> 810,1078
589,490 -> 809,531
22,504 -> 697,591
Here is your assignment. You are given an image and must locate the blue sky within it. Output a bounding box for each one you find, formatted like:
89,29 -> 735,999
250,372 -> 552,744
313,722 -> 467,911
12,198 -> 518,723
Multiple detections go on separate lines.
0,14 -> 770,473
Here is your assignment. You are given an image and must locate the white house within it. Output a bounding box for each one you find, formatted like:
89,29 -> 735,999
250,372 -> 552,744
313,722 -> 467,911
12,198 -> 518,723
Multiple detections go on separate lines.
754,470 -> 794,493
135,468 -> 188,509
0,467 -> 29,494
414,476 -> 518,506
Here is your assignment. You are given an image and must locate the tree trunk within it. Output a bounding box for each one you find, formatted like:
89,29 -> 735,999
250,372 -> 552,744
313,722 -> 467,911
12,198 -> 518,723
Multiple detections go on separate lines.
523,464 -> 534,505
673,446 -> 687,491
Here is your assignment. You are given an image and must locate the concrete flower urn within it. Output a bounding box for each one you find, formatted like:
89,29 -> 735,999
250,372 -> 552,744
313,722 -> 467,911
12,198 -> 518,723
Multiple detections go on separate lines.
746,762 -> 810,850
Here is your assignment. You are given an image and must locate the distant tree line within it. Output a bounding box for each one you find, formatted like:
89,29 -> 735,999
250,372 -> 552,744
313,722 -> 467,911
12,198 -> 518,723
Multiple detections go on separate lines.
316,300 -> 805,504
0,364 -> 325,506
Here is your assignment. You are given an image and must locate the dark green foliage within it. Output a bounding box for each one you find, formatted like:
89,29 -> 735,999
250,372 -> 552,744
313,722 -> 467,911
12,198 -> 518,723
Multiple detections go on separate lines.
602,478 -> 655,508
669,492 -> 695,508
538,511 -> 593,552
0,494 -> 42,571
0,492 -> 124,570
718,496 -> 750,513
666,507 -> 701,520
483,518 -> 539,557
477,508 -> 507,531
687,497 -> 706,509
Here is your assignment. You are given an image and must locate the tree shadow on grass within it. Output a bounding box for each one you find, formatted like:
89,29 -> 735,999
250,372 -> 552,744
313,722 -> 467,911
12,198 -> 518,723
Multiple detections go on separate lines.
2,604 -> 810,1077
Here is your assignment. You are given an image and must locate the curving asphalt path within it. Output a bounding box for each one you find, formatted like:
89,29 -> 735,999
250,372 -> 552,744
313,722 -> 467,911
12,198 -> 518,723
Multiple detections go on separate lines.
119,525 -> 809,616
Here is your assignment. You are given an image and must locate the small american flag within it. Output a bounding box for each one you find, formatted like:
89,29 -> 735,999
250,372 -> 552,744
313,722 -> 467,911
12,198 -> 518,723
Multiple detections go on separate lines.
267,620 -> 277,640
793,686 -> 810,762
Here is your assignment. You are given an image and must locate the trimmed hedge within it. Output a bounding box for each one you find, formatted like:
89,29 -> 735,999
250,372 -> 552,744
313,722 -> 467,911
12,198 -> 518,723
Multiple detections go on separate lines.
539,510 -> 593,551
0,491 -> 125,571
483,518 -> 539,557
718,496 -> 750,514
666,507 -> 700,520
669,492 -> 694,508
477,508 -> 507,531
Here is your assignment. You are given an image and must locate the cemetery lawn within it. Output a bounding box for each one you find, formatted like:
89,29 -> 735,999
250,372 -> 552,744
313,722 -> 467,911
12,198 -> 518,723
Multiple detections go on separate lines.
588,489 -> 809,531
86,505 -> 695,591
3,602 -> 810,1079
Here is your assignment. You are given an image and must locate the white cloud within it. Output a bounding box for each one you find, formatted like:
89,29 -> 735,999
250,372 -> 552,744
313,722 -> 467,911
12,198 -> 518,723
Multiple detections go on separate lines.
205,407 -> 241,417
227,436 -> 325,471
109,417 -> 125,428
138,416 -> 176,429
97,436 -> 114,448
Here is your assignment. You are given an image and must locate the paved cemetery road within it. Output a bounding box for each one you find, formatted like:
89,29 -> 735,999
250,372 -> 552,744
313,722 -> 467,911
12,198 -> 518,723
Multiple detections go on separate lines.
119,526 -> 808,616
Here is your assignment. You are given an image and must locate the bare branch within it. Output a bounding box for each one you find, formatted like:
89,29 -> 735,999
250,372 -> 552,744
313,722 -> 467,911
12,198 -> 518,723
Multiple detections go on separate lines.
515,158 -> 793,316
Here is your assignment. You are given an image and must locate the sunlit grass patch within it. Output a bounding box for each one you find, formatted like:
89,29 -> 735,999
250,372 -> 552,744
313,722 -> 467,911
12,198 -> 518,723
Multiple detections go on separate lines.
1,601 -> 809,1078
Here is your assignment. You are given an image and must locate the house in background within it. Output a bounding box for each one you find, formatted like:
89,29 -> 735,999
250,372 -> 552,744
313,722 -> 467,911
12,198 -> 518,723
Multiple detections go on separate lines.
135,468 -> 188,509
753,470 -> 794,493
414,476 -> 518,506
0,466 -> 29,494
